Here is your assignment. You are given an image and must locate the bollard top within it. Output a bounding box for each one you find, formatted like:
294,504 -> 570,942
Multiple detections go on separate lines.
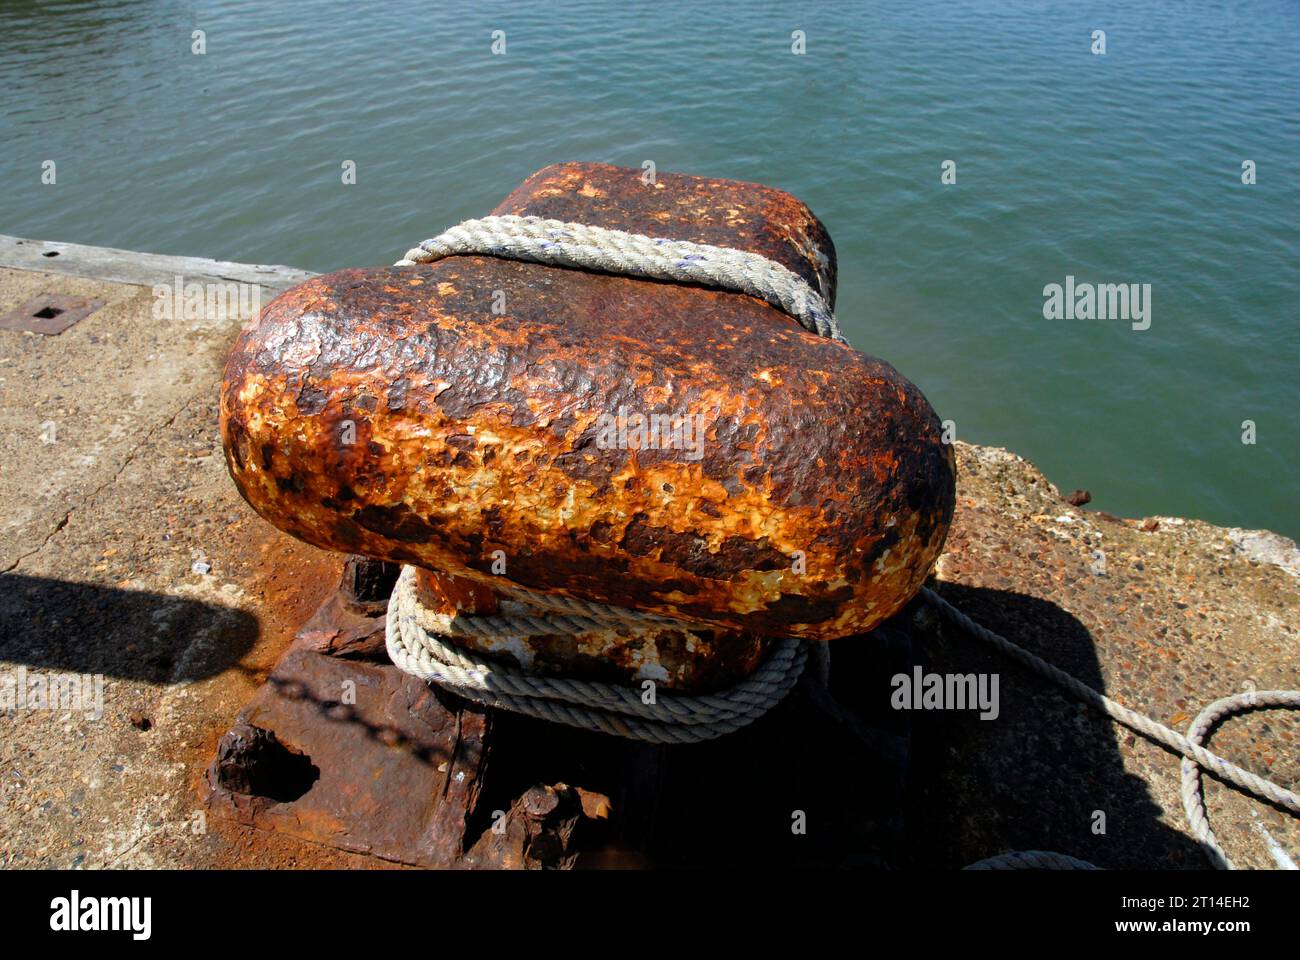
490,162 -> 836,307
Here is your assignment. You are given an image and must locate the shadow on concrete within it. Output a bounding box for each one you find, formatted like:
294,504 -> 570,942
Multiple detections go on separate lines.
471,611 -> 919,868
20,563 -> 1207,868
906,582 -> 1210,869
192,582 -> 1213,869
475,586 -> 1216,869
0,573 -> 257,682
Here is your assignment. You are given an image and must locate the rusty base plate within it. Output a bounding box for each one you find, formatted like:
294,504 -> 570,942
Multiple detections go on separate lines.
204,644 -> 490,867
204,578 -> 919,869
0,293 -> 104,334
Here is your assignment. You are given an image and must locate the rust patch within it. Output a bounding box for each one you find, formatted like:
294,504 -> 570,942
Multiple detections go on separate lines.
203,647 -> 490,868
494,161 -> 837,304
0,293 -> 104,335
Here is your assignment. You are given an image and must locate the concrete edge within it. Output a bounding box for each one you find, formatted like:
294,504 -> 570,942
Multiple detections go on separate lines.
0,233 -> 318,293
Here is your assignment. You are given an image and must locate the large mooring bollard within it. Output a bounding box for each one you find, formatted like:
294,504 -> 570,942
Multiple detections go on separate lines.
220,162 -> 955,646
207,163 -> 952,867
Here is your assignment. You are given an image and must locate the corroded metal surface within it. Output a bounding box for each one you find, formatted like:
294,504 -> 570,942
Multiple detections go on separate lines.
414,568 -> 771,693
220,162 -> 955,641
204,572 -> 588,868
0,293 -> 103,335
296,556 -> 398,659
204,644 -> 491,867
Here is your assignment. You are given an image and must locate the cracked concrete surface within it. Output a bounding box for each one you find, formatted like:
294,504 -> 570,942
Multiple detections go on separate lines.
0,270 -> 199,572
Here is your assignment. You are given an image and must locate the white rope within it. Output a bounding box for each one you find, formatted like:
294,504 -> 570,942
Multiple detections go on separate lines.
396,214 -> 844,343
1178,690 -> 1300,870
386,215 -> 1298,867
384,566 -> 816,744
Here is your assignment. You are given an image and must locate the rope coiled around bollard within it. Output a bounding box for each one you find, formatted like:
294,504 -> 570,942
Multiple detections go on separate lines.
386,215 -> 1299,868
385,566 -> 818,744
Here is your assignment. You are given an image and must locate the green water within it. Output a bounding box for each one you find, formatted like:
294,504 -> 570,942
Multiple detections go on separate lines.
3,0 -> 1297,536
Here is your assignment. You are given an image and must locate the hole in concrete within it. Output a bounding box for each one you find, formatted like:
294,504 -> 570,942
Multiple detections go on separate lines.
42,250 -> 60,257
213,723 -> 320,803
33,306 -> 64,320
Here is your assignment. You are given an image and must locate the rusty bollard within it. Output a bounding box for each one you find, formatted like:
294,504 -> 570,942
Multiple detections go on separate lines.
220,161 -> 956,664
206,163 -> 941,869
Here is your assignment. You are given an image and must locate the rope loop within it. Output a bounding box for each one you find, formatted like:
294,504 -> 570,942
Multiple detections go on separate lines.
396,214 -> 845,343
385,566 -> 810,745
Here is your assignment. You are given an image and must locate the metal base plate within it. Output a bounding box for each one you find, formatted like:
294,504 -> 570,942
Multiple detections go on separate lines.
0,294 -> 103,335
